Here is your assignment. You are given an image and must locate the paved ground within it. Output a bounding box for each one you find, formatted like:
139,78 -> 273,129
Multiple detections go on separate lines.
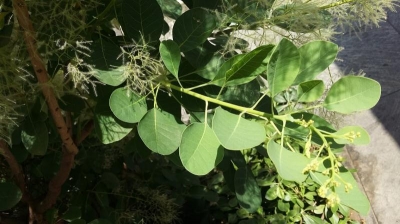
332,10 -> 400,223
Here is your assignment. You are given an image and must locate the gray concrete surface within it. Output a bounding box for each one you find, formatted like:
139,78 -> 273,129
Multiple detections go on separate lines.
333,10 -> 400,224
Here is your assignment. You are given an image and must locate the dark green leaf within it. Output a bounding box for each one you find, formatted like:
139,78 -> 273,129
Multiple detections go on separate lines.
173,8 -> 217,52
156,0 -> 182,19
101,172 -> 120,190
0,182 -> 22,211
121,0 -> 164,42
235,166 -> 262,213
58,94 -> 86,113
62,206 -> 82,222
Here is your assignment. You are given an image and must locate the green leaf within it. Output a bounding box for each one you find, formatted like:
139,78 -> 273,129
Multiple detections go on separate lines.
138,108 -> 184,155
173,8 -> 217,52
333,126 -> 370,145
0,182 -> 22,211
95,114 -> 134,144
62,206 -> 82,222
109,88 -> 147,123
294,41 -> 338,84
179,123 -> 223,175
197,55 -> 224,80
235,166 -> 262,213
156,0 -> 182,19
297,80 -> 325,102
212,107 -> 266,150
266,140 -> 311,182
303,215 -> 327,224
323,76 -> 381,114
160,40 -> 181,79
121,0 -> 164,42
311,168 -> 370,216
267,38 -> 300,96
21,121 -> 48,156
213,45 -> 274,86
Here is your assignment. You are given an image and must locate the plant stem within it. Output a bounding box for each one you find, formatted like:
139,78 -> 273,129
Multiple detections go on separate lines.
163,82 -> 277,119
320,0 -> 355,10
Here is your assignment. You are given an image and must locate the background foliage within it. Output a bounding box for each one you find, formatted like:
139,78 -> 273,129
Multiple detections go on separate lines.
0,0 -> 396,223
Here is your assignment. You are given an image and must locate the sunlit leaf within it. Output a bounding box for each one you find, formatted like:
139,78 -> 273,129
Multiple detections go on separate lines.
267,38 -> 300,96
267,140 -> 311,182
297,80 -> 325,102
160,40 -> 181,79
212,107 -> 265,150
294,41 -> 338,84
179,123 -> 223,175
333,126 -> 370,145
138,108 -> 184,155
109,88 -> 147,123
324,76 -> 381,114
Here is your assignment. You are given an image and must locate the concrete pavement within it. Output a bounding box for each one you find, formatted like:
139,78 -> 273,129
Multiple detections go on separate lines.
333,10 -> 400,224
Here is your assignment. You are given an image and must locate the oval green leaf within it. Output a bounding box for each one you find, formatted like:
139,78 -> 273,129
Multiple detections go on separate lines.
267,140 -> 311,182
297,80 -> 325,103
212,107 -> 266,150
109,88 -> 147,123
333,126 -> 370,145
156,0 -> 182,19
294,41 -> 338,84
160,40 -> 181,79
179,123 -> 223,175
235,166 -> 262,213
267,38 -> 300,96
138,108 -> 184,155
0,182 -> 22,211
173,8 -> 217,52
323,76 -> 381,114
121,0 -> 164,42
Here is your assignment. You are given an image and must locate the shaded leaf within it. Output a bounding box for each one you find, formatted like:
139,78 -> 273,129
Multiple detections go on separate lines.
323,76 -> 381,114
179,123 -> 223,175
212,107 -> 265,150
0,182 -> 22,211
156,0 -> 182,19
121,0 -> 164,42
95,113 -> 134,144
138,108 -> 184,155
235,166 -> 262,213
62,206 -> 82,222
173,8 -> 217,52
21,121 -> 48,156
